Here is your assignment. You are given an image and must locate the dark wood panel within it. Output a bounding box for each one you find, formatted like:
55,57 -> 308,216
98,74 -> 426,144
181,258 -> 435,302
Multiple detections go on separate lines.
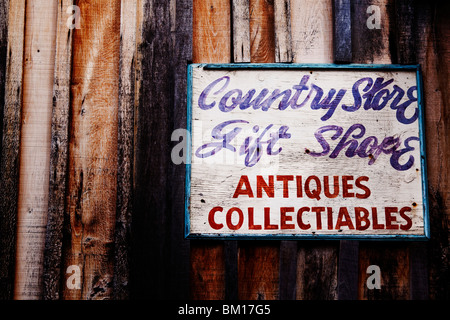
0,0 -> 25,300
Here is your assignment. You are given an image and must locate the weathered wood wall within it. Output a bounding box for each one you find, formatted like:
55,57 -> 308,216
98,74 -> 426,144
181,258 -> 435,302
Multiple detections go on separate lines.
0,0 -> 448,300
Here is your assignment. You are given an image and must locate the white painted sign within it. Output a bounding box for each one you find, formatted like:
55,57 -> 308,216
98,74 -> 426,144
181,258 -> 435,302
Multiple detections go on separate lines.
186,64 -> 429,240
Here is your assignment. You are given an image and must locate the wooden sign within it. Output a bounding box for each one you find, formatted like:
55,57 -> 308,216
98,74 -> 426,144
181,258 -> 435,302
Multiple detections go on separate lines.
185,64 -> 429,240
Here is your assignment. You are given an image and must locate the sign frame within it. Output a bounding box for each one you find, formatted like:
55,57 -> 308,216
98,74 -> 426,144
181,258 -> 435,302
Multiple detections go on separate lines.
185,63 -> 430,241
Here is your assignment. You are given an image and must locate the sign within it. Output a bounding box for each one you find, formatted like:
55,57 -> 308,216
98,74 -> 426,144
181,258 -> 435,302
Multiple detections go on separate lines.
185,64 -> 429,240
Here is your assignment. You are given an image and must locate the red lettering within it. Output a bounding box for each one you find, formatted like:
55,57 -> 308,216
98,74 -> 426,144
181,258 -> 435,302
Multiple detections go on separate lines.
276,175 -> 294,198
371,207 -> 384,229
208,206 -> 224,230
248,207 -> 262,230
305,176 -> 322,200
324,176 -> 339,198
342,175 -> 354,197
311,207 -> 325,230
264,207 -> 278,229
256,175 -> 274,198
280,207 -> 295,229
385,207 -> 399,230
355,207 -> 370,230
335,207 -> 355,229
296,176 -> 303,197
355,176 -> 371,199
233,175 -> 254,198
399,207 -> 413,230
327,207 -> 333,230
226,207 -> 244,230
297,207 -> 311,230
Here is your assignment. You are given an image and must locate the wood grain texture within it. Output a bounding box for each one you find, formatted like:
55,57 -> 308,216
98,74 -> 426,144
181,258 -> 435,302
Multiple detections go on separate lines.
296,242 -> 338,300
62,0 -> 121,300
337,240 -> 359,300
14,0 -> 58,300
189,0 -> 230,300
232,0 -> 251,62
279,241 -> 297,300
131,0 -> 192,299
391,0 -> 429,300
238,242 -> 279,300
237,0 -> 279,301
413,0 -> 449,300
290,0 -> 333,63
249,0 -> 275,64
0,0 -> 8,159
43,0 -> 74,300
290,0 -> 338,300
274,0 -> 292,62
353,0 -> 411,300
351,0 -> 393,64
333,0 -> 352,63
333,0 -> 357,301
358,242 -> 410,300
113,0 -> 137,300
193,0 -> 231,63
0,0 -> 25,300
169,0 -> 192,300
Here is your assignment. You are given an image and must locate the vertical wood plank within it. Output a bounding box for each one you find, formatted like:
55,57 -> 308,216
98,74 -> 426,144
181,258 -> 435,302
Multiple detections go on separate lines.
225,241 -> 238,300
62,0 -> 121,300
232,0 -> 251,62
392,0 -> 416,65
391,0 -> 430,300
169,0 -> 192,300
337,240 -> 359,299
290,0 -> 333,63
132,0 -> 171,299
0,0 -> 25,300
193,0 -> 231,64
296,242 -> 338,300
249,0 -> 275,63
132,0 -> 192,299
15,0 -> 57,299
0,0 -> 9,158
413,0 -> 450,300
351,0 -> 392,64
333,0 -> 357,301
238,0 -> 279,301
43,0 -> 74,300
279,241 -> 297,300
274,0 -> 292,63
113,0 -> 137,300
290,0 -> 338,300
190,0 -> 230,300
333,0 -> 352,63
352,0 -> 411,300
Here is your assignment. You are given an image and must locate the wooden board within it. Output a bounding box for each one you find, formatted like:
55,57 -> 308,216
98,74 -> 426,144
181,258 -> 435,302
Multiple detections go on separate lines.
290,0 -> 337,300
189,0 -> 231,300
14,0 -> 58,300
239,0 -> 279,300
232,0 -> 250,63
43,0 -> 74,300
290,0 -> 333,63
187,64 -> 427,239
352,0 -> 412,300
413,0 -> 450,300
113,0 -> 137,300
274,0 -> 292,63
62,0 -> 121,300
0,0 -> 25,300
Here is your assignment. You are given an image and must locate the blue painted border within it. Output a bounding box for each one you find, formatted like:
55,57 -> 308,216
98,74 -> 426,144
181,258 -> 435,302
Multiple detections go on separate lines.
185,63 -> 430,241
